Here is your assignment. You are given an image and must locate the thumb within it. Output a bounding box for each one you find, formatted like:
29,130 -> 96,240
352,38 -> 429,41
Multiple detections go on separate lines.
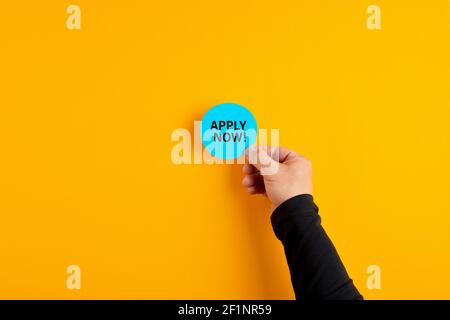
245,146 -> 280,176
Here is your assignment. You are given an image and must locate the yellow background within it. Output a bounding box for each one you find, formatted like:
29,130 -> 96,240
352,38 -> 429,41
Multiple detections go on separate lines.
0,1 -> 449,299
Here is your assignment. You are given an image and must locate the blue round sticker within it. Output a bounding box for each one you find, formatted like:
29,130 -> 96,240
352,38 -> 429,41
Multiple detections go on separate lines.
201,103 -> 258,160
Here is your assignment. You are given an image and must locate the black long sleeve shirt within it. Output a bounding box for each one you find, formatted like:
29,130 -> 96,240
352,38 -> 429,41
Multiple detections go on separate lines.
271,194 -> 362,300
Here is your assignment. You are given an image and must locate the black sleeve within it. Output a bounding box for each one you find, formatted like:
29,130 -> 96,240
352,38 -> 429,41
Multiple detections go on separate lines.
271,194 -> 363,300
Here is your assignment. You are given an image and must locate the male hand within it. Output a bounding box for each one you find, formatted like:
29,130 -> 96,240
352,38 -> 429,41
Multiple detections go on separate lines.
242,146 -> 313,212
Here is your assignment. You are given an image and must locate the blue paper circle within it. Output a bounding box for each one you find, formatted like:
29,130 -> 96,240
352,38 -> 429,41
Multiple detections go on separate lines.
201,103 -> 258,160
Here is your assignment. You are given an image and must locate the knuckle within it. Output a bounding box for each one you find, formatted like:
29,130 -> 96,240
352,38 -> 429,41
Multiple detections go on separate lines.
302,158 -> 312,171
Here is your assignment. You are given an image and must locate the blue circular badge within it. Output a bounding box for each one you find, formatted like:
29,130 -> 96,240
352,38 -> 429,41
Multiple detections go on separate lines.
201,102 -> 258,160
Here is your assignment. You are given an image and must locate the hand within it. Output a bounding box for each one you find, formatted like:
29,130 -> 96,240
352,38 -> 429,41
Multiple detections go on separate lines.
242,146 -> 313,212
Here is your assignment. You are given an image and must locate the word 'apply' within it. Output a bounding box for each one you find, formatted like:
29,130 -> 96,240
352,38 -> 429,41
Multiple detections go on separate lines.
211,120 -> 247,131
